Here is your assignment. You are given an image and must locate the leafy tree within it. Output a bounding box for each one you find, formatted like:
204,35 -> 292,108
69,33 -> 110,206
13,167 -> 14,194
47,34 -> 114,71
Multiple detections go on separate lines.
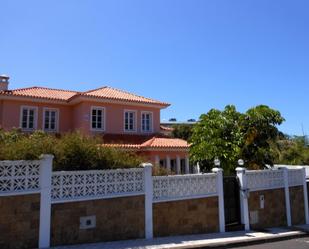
190,105 -> 243,173
172,124 -> 193,140
190,105 -> 285,173
271,136 -> 309,165
242,105 -> 285,169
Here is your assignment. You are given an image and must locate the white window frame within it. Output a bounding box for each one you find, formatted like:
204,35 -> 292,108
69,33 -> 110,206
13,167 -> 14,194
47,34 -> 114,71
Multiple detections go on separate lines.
90,106 -> 106,132
124,109 -> 137,132
19,106 -> 38,131
141,111 -> 153,133
43,108 -> 59,132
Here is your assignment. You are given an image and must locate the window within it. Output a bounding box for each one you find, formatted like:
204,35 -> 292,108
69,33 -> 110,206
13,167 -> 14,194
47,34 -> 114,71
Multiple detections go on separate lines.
43,108 -> 58,132
91,107 -> 105,131
20,106 -> 37,130
141,112 -> 153,132
124,110 -> 136,132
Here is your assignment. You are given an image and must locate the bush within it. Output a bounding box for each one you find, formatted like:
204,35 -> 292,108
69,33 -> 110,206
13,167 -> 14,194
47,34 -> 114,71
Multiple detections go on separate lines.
0,130 -> 143,171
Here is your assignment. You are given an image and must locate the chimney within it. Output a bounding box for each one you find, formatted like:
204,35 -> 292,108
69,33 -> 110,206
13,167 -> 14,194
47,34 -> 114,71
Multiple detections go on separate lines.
0,75 -> 9,91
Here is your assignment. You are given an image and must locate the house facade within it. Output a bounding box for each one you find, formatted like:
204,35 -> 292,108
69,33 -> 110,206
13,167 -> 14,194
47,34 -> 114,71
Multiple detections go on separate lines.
0,75 -> 191,173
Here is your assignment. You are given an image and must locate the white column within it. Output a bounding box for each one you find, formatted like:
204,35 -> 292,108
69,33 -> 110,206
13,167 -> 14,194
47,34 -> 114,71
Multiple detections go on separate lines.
166,155 -> 171,171
282,167 -> 292,226
39,154 -> 54,249
196,162 -> 200,174
301,167 -> 309,224
176,155 -> 181,175
236,167 -> 250,231
185,156 -> 190,174
142,163 -> 153,239
212,168 -> 225,233
155,155 -> 160,167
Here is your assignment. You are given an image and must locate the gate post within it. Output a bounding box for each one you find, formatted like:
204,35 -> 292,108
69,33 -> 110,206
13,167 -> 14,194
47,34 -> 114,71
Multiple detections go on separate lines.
236,167 -> 250,231
212,168 -> 225,233
301,167 -> 309,224
39,154 -> 53,248
282,167 -> 292,226
143,163 -> 153,239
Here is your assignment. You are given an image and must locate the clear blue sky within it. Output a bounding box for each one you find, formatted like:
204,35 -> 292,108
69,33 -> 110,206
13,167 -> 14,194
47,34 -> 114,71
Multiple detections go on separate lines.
1,0 -> 309,135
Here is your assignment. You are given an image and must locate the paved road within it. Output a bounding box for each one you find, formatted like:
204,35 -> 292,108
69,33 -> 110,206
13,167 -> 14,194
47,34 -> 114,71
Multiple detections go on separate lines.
228,236 -> 309,249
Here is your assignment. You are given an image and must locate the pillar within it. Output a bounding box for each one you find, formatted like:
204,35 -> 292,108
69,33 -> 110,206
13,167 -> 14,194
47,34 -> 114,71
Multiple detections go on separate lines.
155,155 -> 160,167
39,154 -> 54,248
185,156 -> 190,174
212,167 -> 225,233
282,167 -> 292,226
301,167 -> 309,224
142,163 -> 153,239
166,155 -> 171,171
236,167 -> 250,231
176,155 -> 181,175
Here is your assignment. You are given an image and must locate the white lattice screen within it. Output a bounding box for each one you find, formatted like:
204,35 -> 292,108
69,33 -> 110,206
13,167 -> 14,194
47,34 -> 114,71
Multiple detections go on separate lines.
51,168 -> 145,202
0,160 -> 41,194
153,173 -> 218,202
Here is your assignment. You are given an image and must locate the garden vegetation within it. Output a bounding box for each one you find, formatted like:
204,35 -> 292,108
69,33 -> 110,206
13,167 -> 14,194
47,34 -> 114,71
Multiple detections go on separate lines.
0,129 -> 143,171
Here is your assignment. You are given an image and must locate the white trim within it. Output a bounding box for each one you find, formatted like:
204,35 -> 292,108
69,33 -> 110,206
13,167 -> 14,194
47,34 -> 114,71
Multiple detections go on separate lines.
0,95 -> 170,109
51,192 -> 145,204
72,96 -> 169,109
123,109 -> 137,133
42,107 -> 59,132
19,105 -> 38,131
248,186 -> 285,192
153,193 -> 218,203
0,190 -> 41,197
141,111 -> 154,133
90,106 -> 106,132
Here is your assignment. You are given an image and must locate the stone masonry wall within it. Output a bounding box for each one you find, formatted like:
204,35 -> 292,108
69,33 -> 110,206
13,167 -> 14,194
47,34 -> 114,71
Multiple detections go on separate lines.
153,197 -> 219,237
0,194 -> 40,249
248,188 -> 286,230
289,186 -> 305,225
51,195 -> 145,246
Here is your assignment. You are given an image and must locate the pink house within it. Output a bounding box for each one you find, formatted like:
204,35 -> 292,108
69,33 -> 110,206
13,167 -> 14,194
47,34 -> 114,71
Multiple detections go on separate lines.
0,75 -> 191,173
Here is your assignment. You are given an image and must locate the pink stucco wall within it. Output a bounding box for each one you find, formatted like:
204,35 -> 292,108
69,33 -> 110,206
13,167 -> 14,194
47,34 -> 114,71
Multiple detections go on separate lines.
72,101 -> 161,135
0,100 -> 73,132
0,99 -> 161,135
0,100 -> 3,129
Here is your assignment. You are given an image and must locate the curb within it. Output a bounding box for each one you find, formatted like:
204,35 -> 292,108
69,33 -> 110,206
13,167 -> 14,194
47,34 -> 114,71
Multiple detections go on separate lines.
186,230 -> 308,249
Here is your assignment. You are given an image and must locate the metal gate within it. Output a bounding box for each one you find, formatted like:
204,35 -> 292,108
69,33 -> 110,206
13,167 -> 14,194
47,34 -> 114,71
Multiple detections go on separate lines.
223,176 -> 242,230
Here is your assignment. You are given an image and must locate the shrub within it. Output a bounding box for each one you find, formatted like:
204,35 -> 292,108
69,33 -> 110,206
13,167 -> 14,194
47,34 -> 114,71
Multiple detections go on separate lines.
0,130 -> 143,170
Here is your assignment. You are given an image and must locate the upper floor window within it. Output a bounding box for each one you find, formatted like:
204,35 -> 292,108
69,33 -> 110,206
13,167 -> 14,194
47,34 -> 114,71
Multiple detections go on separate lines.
124,110 -> 136,132
91,107 -> 105,131
141,112 -> 153,132
20,106 -> 37,131
43,108 -> 58,132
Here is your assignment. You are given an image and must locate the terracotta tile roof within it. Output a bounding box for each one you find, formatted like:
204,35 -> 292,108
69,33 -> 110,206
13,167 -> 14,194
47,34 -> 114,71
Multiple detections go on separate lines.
141,137 -> 189,149
0,87 -> 78,101
82,87 -> 169,106
102,134 -> 157,144
0,86 -> 170,107
160,125 -> 174,131
102,135 -> 189,151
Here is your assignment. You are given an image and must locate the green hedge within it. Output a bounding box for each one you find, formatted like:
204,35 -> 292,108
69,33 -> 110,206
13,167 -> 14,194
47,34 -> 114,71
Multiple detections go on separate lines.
0,129 -> 143,171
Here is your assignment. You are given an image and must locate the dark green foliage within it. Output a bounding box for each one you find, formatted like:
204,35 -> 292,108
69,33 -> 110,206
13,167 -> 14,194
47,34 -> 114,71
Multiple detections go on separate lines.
172,124 -> 193,140
0,130 -> 143,171
190,105 -> 243,173
190,105 -> 285,173
242,105 -> 285,169
271,136 -> 309,165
